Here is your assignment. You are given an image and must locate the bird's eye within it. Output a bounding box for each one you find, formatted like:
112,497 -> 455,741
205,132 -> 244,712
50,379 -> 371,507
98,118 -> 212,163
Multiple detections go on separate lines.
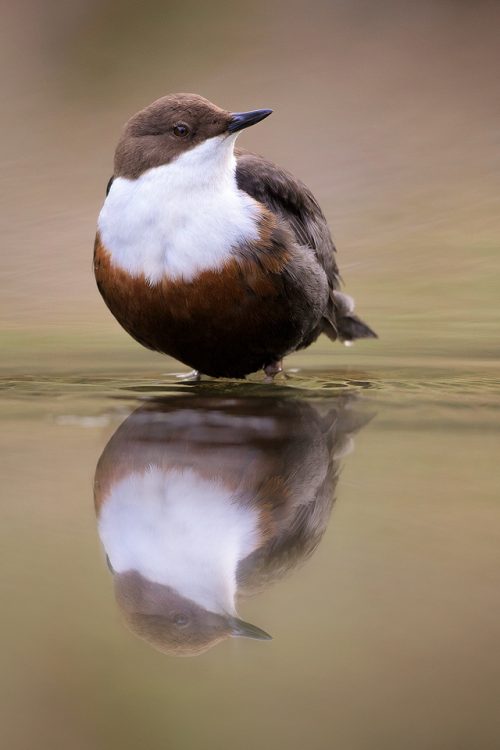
173,123 -> 189,137
173,614 -> 189,627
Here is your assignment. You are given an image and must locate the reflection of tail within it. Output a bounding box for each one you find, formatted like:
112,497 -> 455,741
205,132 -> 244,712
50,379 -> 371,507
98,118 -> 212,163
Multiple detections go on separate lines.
238,396 -> 373,595
324,291 -> 378,344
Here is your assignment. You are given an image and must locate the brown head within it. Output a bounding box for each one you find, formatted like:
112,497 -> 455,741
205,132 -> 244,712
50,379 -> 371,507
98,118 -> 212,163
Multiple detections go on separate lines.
114,93 -> 272,179
114,571 -> 271,657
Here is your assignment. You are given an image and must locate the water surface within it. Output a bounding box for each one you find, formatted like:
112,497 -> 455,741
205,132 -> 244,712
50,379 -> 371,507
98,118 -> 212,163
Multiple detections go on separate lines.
2,366 -> 499,749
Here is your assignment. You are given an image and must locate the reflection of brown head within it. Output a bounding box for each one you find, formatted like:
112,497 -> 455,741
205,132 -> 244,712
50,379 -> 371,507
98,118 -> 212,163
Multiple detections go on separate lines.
95,394 -> 370,656
114,571 -> 271,657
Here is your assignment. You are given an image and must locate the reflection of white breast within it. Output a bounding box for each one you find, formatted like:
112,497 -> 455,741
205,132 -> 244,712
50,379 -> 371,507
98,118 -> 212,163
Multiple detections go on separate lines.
98,466 -> 261,615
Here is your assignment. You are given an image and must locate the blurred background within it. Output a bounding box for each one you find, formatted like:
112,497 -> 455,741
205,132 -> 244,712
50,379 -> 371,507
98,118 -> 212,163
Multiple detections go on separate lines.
2,0 -> 499,373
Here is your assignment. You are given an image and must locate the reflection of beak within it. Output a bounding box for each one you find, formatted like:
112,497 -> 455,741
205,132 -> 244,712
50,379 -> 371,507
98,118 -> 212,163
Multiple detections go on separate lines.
227,109 -> 273,133
229,616 -> 272,641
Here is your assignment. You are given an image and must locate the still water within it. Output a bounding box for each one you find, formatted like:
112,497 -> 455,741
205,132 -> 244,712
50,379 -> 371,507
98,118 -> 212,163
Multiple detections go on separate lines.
2,366 -> 499,749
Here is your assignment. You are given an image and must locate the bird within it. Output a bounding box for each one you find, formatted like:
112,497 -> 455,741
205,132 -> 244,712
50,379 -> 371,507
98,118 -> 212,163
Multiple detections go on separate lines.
94,93 -> 376,379
94,394 -> 370,656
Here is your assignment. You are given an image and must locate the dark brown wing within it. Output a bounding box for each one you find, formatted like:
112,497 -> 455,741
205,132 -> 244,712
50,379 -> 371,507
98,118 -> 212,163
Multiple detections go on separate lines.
236,150 -> 377,343
235,149 -> 340,290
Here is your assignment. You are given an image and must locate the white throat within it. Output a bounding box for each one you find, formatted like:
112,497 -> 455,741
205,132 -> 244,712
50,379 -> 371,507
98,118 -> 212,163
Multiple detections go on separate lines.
98,135 -> 260,283
98,466 -> 261,615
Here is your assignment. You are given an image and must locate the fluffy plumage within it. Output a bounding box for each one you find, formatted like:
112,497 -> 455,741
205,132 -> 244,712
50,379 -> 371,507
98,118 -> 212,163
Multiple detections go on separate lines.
94,93 -> 376,377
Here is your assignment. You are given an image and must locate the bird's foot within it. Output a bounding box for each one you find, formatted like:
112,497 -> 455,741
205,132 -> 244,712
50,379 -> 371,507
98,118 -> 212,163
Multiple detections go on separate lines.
175,369 -> 201,381
264,360 -> 283,382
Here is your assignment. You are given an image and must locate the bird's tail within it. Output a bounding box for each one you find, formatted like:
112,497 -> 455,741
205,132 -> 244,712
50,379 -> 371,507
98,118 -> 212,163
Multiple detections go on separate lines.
324,291 -> 378,345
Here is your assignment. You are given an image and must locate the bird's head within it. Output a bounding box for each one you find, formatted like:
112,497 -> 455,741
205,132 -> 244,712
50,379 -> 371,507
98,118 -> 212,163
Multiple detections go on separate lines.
114,571 -> 272,657
114,93 -> 272,179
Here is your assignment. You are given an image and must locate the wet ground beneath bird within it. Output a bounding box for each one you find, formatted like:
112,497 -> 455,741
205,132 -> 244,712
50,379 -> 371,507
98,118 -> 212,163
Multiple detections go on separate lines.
1,363 -> 500,750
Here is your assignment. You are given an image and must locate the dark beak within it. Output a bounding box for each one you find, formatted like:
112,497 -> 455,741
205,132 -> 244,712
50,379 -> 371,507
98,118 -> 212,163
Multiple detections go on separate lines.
227,109 -> 273,133
229,616 -> 272,641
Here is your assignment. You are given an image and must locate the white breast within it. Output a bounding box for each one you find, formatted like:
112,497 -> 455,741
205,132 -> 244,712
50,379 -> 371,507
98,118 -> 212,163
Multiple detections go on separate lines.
97,135 -> 261,283
98,466 -> 261,616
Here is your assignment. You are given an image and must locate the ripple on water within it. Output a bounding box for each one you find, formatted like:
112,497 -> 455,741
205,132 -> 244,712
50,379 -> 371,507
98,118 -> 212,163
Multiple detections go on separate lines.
1,366 -> 499,416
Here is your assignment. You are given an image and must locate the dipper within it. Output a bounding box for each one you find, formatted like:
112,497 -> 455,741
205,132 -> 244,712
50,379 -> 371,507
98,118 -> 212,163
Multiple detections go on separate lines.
94,94 -> 376,378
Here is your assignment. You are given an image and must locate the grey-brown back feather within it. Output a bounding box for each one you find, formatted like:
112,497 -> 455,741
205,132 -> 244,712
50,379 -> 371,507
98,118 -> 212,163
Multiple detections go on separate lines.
236,150 -> 377,343
236,150 -> 340,290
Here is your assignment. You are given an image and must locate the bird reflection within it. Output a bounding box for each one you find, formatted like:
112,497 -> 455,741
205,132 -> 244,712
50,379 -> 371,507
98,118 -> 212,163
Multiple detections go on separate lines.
94,394 -> 369,656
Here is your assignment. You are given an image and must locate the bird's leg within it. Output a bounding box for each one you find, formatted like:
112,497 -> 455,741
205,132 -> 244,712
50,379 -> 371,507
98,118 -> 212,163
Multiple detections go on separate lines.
264,360 -> 283,381
175,369 -> 201,381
